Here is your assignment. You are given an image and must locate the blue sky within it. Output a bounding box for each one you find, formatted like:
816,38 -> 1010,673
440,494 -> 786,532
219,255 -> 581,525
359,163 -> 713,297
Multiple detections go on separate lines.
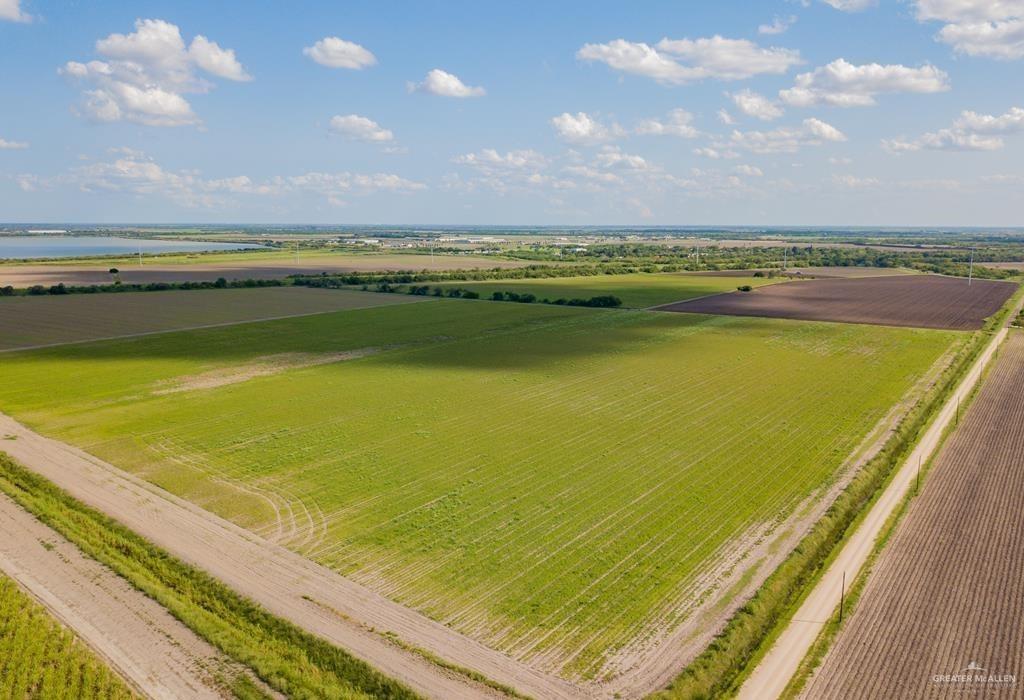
1,0 -> 1023,225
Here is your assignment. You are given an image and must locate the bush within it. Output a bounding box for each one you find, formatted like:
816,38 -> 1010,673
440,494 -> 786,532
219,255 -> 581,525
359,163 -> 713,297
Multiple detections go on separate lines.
737,285 -> 753,292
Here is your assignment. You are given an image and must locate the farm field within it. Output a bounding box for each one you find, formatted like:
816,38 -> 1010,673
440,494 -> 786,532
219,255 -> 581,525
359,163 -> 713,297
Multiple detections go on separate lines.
0,573 -> 134,699
0,286 -> 425,350
433,272 -> 778,308
661,274 -> 1016,330
803,330 -> 1024,699
0,297 -> 960,686
0,251 -> 529,287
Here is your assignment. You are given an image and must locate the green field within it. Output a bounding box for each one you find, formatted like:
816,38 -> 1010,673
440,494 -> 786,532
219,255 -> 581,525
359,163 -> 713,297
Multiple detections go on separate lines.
0,298 -> 957,680
433,272 -> 778,308
0,574 -> 134,699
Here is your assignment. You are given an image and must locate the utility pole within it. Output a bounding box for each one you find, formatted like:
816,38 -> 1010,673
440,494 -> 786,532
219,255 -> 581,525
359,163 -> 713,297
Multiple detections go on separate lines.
968,247 -> 975,286
138,242 -> 143,268
839,571 -> 846,623
916,454 -> 921,494
783,246 -> 788,272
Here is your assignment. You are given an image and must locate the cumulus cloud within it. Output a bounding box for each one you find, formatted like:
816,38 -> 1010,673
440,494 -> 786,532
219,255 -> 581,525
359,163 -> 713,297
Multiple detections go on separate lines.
0,138 -> 29,149
550,111 -> 623,144
65,151 -> 423,208
303,37 -> 377,69
576,35 -> 801,85
725,117 -> 847,153
735,164 -> 764,176
453,149 -> 549,172
694,146 -> 740,159
780,58 -> 950,107
59,19 -> 251,127
717,109 -> 736,125
832,173 -> 881,188
635,108 -> 699,137
758,15 -> 797,35
883,105 -> 1024,151
409,69 -> 485,97
0,0 -> 30,22
731,89 -> 784,120
189,36 -> 251,81
915,1 -> 1024,59
329,114 -> 394,143
820,0 -> 878,11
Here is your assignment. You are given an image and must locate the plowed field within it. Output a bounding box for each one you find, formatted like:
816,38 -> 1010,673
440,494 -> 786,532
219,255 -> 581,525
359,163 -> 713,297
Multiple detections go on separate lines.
804,330 -> 1024,699
659,275 -> 1016,330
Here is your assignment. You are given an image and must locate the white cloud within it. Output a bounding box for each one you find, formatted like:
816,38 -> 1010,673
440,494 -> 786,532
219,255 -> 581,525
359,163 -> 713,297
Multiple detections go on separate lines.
189,36 -> 251,81
576,36 -> 801,85
832,173 -> 881,188
410,69 -> 485,97
0,0 -> 30,22
303,37 -> 377,69
828,156 -> 853,164
551,111 -> 622,144
758,15 -> 797,35
915,1 -> 1024,59
60,19 -> 251,127
726,117 -> 847,153
883,106 -> 1024,151
731,89 -> 784,120
955,106 -> 1024,132
717,109 -> 736,125
735,164 -> 764,176
635,108 -> 699,137
694,146 -> 740,159
453,149 -> 549,172
820,0 -> 878,11
0,138 -> 29,149
780,59 -> 950,107
41,150 -> 424,208
329,114 -> 394,142
594,145 -> 652,170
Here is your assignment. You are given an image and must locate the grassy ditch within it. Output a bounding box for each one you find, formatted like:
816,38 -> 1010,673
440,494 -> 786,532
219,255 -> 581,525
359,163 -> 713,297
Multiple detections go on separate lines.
0,452 -> 419,700
653,286 -> 1020,699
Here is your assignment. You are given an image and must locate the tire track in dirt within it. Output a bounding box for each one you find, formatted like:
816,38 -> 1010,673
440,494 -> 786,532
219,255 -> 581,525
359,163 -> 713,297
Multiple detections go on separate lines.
0,491 -> 253,700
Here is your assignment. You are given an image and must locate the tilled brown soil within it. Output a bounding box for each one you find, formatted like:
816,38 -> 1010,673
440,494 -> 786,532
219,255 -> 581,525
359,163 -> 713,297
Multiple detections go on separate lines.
803,330 -> 1024,699
0,254 -> 527,287
657,275 -> 1016,330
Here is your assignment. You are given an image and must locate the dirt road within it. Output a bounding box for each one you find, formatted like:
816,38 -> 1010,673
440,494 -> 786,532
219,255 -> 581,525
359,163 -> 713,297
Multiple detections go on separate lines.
0,491 -> 247,699
737,301 -> 1021,699
0,414 -> 581,700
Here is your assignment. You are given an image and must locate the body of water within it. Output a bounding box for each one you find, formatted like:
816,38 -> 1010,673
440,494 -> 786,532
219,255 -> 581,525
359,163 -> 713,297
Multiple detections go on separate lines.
0,236 -> 264,260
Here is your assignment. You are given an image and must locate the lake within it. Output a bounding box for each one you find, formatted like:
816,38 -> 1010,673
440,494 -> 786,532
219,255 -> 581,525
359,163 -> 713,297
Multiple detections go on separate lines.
0,236 -> 265,260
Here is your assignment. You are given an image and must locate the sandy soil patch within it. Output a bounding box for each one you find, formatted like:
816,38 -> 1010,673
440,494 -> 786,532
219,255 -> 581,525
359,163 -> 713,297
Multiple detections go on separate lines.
154,348 -> 383,394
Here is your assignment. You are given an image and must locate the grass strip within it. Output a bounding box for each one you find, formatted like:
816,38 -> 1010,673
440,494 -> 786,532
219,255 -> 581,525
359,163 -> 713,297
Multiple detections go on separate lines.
653,288 -> 1020,699
0,452 -> 420,700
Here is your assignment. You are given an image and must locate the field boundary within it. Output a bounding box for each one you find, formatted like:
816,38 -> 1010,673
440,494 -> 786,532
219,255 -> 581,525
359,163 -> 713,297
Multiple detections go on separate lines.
735,288 -> 1024,699
0,296 -> 432,354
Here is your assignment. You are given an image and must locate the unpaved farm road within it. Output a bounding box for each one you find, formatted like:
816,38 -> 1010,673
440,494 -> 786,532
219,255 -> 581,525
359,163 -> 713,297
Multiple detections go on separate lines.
737,297 -> 1024,700
0,413 -> 580,700
0,491 -> 246,699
